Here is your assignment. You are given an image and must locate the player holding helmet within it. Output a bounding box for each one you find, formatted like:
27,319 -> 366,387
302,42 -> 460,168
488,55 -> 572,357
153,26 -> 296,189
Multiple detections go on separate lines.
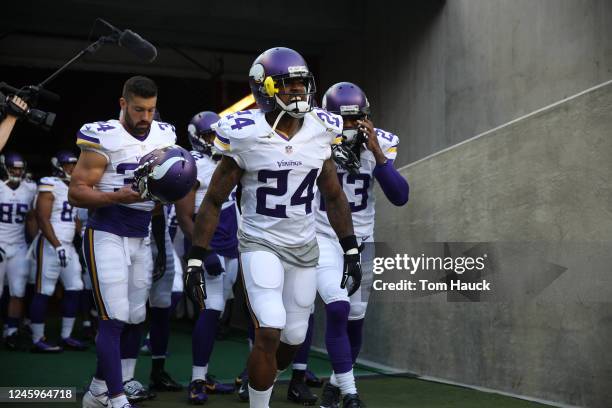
185,47 -> 360,408
69,76 -> 195,408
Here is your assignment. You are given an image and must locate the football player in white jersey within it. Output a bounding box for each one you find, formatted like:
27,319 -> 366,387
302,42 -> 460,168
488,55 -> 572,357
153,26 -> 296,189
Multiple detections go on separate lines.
185,47 -> 361,408
28,151 -> 86,352
314,82 -> 409,408
68,76 -> 182,408
0,152 -> 37,349
176,111 -> 238,403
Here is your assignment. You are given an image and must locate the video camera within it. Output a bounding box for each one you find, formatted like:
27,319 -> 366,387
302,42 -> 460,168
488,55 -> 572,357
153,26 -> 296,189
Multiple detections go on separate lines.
0,83 -> 57,131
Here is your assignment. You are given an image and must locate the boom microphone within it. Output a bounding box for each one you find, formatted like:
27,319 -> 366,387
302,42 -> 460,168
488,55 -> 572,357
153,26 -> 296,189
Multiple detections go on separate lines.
118,29 -> 158,63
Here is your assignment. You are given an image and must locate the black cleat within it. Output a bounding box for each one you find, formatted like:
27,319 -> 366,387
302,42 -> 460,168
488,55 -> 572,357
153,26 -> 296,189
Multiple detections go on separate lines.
237,377 -> 249,402
287,380 -> 318,405
150,370 -> 183,391
342,393 -> 365,408
305,369 -> 323,388
320,383 -> 340,408
123,378 -> 156,402
4,332 -> 20,351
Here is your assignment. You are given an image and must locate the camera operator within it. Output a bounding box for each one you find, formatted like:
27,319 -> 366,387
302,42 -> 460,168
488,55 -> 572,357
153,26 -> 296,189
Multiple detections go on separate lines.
0,95 -> 29,152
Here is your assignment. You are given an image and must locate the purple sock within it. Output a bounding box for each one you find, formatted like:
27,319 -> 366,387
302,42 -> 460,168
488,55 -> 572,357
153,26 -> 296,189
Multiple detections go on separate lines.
29,294 -> 50,324
80,289 -> 94,316
192,309 -> 220,366
325,301 -> 352,374
62,290 -> 79,318
293,313 -> 314,365
347,319 -> 365,364
170,292 -> 182,313
96,319 -> 125,396
149,307 -> 171,357
1,287 -> 8,321
120,323 -> 142,359
24,284 -> 34,319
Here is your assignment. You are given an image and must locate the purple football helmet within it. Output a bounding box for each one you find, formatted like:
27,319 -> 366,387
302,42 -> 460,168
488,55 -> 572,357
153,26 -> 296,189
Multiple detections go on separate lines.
0,151 -> 26,183
248,47 -> 316,118
322,82 -> 370,144
51,150 -> 78,180
135,145 -> 197,204
187,111 -> 221,157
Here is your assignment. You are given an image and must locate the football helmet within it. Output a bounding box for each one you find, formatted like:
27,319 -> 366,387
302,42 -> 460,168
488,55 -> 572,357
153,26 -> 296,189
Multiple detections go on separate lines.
322,82 -> 370,144
187,111 -> 221,158
248,47 -> 316,119
0,151 -> 26,183
51,150 -> 78,181
134,145 -> 197,204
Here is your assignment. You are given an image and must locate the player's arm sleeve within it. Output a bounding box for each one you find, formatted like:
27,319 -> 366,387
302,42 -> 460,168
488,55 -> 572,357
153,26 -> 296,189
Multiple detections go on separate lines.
76,123 -> 110,161
373,135 -> 409,206
213,118 -> 246,169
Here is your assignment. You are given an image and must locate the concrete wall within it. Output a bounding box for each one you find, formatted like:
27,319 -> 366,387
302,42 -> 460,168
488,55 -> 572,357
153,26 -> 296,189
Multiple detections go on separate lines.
357,0 -> 612,168
312,81 -> 612,407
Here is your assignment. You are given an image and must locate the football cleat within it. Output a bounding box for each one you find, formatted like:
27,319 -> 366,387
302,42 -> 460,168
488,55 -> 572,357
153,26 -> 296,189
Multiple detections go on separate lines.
81,390 -> 109,408
287,380 -> 318,405
150,370 -> 183,391
237,377 -> 249,402
31,337 -> 63,353
342,393 -> 365,408
319,383 -> 340,408
123,378 -> 156,402
235,368 -> 247,387
205,374 -> 234,394
4,332 -> 21,351
187,379 -> 208,405
305,369 -> 324,388
62,337 -> 88,351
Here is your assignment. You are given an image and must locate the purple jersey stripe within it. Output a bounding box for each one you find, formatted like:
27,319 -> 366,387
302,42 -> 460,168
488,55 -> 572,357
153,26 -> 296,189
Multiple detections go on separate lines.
77,131 -> 101,144
216,134 -> 230,145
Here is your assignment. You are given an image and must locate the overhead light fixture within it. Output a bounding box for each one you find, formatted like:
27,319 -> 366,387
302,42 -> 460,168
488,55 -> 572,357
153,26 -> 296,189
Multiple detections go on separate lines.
218,94 -> 256,117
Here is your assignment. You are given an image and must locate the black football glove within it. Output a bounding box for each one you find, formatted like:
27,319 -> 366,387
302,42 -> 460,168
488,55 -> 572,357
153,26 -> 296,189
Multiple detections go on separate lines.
332,143 -> 361,175
339,235 -> 362,296
184,252 -> 207,310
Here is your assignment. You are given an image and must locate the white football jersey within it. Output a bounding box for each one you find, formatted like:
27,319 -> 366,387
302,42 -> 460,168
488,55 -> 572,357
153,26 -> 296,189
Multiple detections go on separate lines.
76,119 -> 177,237
315,128 -> 399,239
0,180 -> 36,245
38,177 -> 76,244
191,151 -> 236,212
214,108 -> 342,247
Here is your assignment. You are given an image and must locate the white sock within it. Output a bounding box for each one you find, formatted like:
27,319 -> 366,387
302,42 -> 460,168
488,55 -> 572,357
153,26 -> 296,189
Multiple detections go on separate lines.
31,323 -> 45,343
192,365 -> 208,381
292,363 -> 307,371
121,358 -> 137,382
61,317 -> 75,339
6,326 -> 17,336
329,372 -> 338,387
248,384 -> 273,408
110,394 -> 128,408
89,377 -> 107,395
335,369 -> 357,396
83,320 -> 92,328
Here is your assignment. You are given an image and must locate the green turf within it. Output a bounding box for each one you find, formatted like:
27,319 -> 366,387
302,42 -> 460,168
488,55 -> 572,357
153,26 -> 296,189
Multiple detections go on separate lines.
0,320 -> 548,407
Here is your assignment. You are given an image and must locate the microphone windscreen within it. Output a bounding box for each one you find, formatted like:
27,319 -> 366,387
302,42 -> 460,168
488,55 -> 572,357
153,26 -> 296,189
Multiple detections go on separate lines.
119,29 -> 158,63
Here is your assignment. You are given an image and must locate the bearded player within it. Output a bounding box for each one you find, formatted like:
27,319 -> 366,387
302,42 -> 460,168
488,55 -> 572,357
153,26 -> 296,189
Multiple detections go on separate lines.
69,76 -> 195,408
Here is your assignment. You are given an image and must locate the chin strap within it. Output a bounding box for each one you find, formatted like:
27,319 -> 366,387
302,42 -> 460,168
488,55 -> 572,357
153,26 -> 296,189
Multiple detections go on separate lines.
270,109 -> 287,134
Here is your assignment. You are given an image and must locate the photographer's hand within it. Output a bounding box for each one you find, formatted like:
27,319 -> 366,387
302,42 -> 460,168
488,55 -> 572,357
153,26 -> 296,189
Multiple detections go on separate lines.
6,95 -> 28,118
0,96 -> 29,152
